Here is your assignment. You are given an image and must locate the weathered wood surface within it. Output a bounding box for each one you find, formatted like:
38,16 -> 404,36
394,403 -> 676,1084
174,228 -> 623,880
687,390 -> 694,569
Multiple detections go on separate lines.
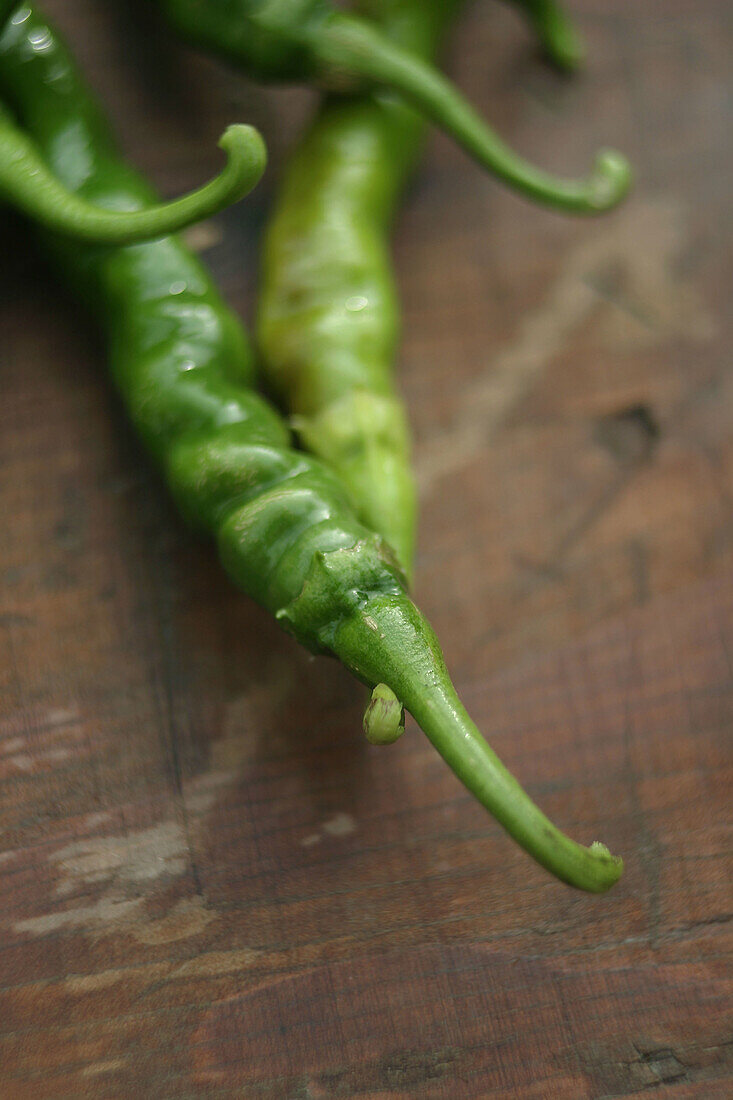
1,1 -> 731,1096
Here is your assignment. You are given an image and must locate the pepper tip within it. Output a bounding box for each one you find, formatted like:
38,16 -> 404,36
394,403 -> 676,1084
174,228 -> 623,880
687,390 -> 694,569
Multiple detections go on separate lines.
584,841 -> 624,892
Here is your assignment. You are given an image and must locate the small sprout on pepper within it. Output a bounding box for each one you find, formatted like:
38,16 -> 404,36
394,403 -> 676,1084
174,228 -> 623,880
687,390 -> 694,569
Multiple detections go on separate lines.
363,684 -> 405,745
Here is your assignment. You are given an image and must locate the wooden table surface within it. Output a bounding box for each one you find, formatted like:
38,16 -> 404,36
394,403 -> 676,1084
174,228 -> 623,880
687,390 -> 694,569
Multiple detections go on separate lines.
2,2 -> 731,1096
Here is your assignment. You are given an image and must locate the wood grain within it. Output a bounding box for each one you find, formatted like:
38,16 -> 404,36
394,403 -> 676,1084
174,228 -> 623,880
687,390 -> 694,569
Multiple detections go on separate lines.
1,1 -> 731,1096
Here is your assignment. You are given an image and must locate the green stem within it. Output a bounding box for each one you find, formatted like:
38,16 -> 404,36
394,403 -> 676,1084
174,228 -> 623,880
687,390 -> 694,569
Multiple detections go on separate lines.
0,109 -> 266,241
315,13 -> 630,213
506,0 -> 585,72
331,596 -> 623,892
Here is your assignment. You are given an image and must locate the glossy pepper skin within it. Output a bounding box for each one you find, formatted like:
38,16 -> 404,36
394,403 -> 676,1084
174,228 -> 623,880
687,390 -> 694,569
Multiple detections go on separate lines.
0,7 -> 265,243
156,0 -> 631,215
257,0 -> 462,578
0,8 -> 623,893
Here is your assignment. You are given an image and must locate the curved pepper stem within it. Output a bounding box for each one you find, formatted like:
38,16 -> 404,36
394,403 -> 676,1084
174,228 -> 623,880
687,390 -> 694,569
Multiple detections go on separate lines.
0,109 -> 266,242
506,0 -> 585,72
331,595 -> 623,892
313,13 -> 630,214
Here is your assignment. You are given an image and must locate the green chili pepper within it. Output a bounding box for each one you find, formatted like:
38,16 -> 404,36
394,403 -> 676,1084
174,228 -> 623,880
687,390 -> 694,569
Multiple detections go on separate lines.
0,7 -> 623,892
0,7 -> 265,242
157,0 -> 631,214
257,0 -> 462,577
256,0 -> 583,579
